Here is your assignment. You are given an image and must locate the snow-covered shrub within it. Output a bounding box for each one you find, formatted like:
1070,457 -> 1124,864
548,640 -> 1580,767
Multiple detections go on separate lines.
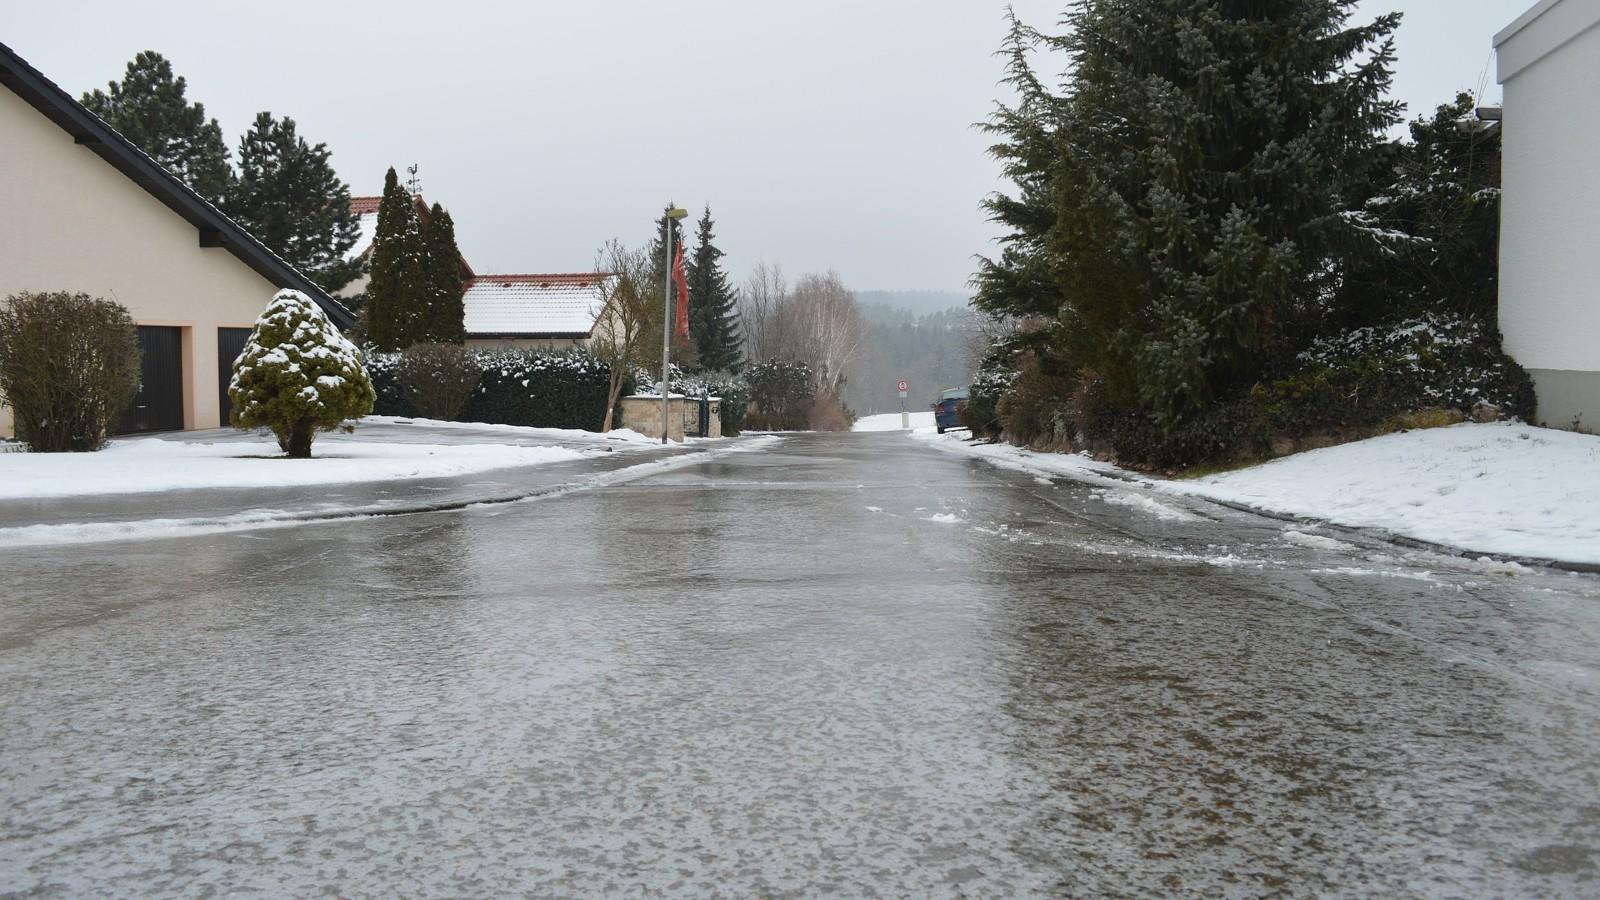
962,365 -> 1016,440
229,289 -> 375,458
1262,314 -> 1534,436
0,291 -> 140,452
370,347 -> 614,431
1074,313 -> 1535,470
744,360 -> 816,430
396,343 -> 481,421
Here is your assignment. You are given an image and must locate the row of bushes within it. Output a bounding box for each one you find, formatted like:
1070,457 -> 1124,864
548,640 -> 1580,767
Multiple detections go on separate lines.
967,314 -> 1535,471
369,346 -> 617,432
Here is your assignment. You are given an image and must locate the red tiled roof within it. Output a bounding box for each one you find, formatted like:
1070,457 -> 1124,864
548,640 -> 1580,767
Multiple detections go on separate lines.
469,273 -> 606,285
349,196 -> 382,215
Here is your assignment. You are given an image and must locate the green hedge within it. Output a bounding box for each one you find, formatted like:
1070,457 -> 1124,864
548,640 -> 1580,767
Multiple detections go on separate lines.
978,314 -> 1536,469
369,347 -> 616,431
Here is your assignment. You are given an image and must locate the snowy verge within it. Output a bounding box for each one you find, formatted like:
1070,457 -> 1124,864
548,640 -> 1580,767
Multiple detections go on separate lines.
0,436 -> 785,547
0,438 -> 586,500
920,422 -> 1600,567
360,415 -> 655,444
853,411 -> 938,433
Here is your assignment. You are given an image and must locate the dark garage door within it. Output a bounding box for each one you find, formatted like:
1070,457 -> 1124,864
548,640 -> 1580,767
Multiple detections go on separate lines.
217,327 -> 253,426
116,326 -> 184,435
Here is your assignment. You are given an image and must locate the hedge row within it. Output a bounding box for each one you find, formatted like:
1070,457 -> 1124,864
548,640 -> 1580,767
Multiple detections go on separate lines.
975,314 -> 1536,470
368,347 -> 617,431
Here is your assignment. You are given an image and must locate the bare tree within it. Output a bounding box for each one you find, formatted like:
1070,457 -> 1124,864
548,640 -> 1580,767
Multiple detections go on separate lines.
738,260 -> 787,362
590,241 -> 656,432
787,272 -> 866,393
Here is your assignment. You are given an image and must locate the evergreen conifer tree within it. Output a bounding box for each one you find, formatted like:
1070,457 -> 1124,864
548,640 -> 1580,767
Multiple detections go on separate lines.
364,168 -> 429,351
979,2 -> 1401,427
229,289 -> 375,458
685,207 -> 743,373
222,113 -> 362,292
82,51 -> 233,204
419,203 -> 467,343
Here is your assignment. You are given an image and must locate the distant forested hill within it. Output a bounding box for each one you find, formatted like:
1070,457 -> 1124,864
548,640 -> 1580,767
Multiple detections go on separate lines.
853,290 -> 972,318
844,302 -> 980,416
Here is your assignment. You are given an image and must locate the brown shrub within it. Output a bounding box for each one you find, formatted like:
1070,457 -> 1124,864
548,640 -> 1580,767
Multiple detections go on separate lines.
396,343 -> 482,421
0,291 -> 140,452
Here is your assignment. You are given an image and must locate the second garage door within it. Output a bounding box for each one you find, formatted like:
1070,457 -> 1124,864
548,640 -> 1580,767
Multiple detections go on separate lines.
116,326 -> 184,435
217,327 -> 253,426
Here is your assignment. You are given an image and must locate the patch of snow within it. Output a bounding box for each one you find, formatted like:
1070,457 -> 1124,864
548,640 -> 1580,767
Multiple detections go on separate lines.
924,513 -> 963,524
1282,530 -> 1360,553
853,411 -> 938,433
361,415 -> 655,444
1093,488 -> 1199,522
0,438 -> 587,500
923,421 -> 1600,567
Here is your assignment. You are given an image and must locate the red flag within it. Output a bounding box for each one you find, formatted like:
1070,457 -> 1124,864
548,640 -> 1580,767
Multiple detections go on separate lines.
672,240 -> 690,342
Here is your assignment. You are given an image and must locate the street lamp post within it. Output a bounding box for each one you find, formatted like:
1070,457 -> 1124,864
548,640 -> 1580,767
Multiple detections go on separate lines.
660,206 -> 689,444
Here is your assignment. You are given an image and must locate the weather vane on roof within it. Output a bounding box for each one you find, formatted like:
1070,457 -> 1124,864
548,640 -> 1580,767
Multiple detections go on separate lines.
406,163 -> 422,196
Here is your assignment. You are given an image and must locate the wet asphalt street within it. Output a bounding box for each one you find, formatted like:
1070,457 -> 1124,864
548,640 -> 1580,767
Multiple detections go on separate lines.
3,432 -> 1600,897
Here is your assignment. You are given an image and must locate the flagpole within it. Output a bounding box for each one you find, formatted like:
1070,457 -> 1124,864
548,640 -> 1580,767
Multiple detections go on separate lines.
659,206 -> 688,444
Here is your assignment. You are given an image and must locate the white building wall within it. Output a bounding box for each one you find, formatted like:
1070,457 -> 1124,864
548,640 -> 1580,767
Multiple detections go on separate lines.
1496,0 -> 1600,426
0,86 -> 281,436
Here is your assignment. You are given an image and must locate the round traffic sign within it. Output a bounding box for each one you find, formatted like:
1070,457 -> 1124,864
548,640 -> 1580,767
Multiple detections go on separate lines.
896,379 -> 908,393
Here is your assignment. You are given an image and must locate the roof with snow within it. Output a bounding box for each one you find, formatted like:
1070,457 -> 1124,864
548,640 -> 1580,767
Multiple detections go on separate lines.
0,41 -> 354,329
463,274 -> 614,339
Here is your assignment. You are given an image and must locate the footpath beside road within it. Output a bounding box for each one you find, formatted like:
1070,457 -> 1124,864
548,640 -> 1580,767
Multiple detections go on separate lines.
853,414 -> 1600,571
0,419 -> 757,546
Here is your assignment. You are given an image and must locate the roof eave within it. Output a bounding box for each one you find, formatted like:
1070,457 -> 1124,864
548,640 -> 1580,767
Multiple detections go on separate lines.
0,42 -> 356,330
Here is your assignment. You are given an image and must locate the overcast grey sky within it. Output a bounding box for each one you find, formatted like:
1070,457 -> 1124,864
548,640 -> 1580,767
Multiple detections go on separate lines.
4,1 -> 1529,293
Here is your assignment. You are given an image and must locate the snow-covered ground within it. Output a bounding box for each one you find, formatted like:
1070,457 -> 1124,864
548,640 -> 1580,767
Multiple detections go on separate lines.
853,411 -> 937,432
361,415 -> 655,444
920,422 -> 1600,567
0,437 -> 586,500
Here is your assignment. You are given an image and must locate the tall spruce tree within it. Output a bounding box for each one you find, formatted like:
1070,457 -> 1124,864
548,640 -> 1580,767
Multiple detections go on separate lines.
685,207 -> 743,372
420,203 -> 467,343
979,1 -> 1401,427
1341,92 -> 1502,326
364,168 -> 428,351
82,52 -> 233,204
222,113 -> 362,293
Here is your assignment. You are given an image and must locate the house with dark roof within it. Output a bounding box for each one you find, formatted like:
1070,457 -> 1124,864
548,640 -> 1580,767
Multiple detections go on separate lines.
344,195 -> 613,350
0,41 -> 354,437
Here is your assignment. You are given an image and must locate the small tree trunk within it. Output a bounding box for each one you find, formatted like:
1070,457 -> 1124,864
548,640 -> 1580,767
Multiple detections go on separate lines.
602,372 -> 623,432
284,420 -> 314,458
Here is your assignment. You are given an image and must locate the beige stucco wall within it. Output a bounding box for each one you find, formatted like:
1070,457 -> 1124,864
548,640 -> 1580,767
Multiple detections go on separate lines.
0,86 -> 279,437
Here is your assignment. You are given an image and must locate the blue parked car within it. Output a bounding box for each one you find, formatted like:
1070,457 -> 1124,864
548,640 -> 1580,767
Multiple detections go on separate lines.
931,388 -> 968,434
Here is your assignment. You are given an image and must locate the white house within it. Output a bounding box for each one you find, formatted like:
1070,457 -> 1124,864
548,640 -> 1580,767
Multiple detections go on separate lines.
0,41 -> 353,437
1495,0 -> 1600,428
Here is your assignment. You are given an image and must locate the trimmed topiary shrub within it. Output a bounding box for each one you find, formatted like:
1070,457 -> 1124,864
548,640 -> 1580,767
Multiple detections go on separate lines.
229,289 -> 376,458
0,291 -> 140,452
396,343 -> 481,421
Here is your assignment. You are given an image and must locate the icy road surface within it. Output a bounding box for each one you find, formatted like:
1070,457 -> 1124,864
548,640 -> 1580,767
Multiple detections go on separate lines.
3,432 -> 1600,896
